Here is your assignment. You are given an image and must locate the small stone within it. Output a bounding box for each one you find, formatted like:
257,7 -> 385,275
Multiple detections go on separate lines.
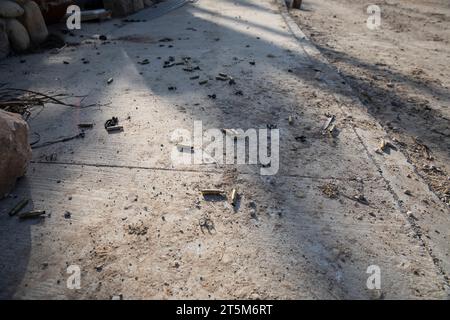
407,211 -> 418,220
221,253 -> 232,264
250,293 -> 261,300
370,289 -> 384,300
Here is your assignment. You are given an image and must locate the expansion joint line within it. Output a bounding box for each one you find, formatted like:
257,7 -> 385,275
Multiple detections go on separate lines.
31,160 -> 356,182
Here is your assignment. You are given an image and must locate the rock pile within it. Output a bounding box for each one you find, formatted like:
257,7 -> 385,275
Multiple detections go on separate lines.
0,0 -> 48,58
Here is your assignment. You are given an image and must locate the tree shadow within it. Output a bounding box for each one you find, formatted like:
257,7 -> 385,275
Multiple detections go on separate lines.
0,178 -> 35,299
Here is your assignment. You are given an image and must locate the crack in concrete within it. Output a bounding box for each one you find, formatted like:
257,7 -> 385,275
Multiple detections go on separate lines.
31,160 -> 360,182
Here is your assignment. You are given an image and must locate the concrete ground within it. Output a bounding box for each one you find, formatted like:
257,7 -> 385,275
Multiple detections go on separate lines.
0,0 -> 449,299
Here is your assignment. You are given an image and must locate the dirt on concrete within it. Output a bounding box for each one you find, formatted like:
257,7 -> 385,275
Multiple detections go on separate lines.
290,0 -> 450,207
1,0 -> 449,300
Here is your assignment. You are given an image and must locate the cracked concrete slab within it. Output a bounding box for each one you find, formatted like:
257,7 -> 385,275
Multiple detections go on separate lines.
0,0 -> 448,299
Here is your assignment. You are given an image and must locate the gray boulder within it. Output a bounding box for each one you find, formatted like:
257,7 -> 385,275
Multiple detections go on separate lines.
0,0 -> 24,18
0,18 -> 10,59
5,18 -> 30,52
19,1 -> 48,45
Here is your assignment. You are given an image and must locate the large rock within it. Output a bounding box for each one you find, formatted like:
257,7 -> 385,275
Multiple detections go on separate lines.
103,0 -> 144,17
5,18 -> 30,51
0,109 -> 32,198
19,1 -> 47,45
0,0 -> 24,18
0,18 -> 10,59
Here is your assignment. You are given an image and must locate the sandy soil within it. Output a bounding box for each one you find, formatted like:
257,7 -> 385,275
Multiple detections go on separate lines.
290,0 -> 450,207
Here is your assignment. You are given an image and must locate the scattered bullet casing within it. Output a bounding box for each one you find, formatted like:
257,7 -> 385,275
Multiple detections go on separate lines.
8,199 -> 29,216
78,123 -> 94,128
106,125 -> 123,132
230,188 -> 238,206
201,189 -> 225,196
19,210 -> 46,219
